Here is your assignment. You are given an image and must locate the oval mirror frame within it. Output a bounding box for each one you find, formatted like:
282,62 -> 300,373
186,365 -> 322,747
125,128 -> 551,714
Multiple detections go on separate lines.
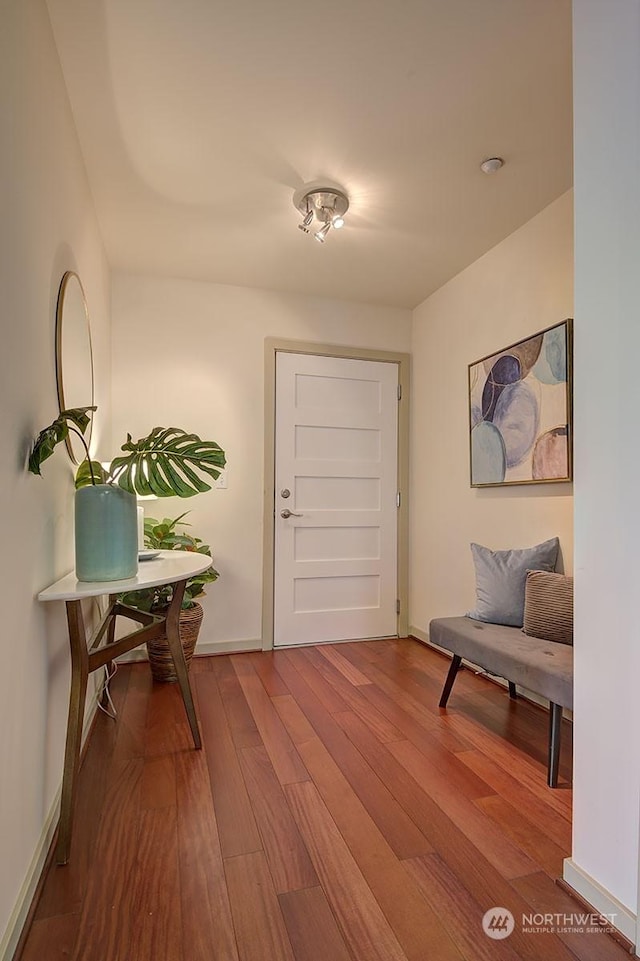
55,271 -> 95,464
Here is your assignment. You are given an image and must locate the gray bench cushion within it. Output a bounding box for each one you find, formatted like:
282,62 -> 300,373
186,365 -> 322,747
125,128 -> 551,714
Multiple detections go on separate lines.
429,616 -> 573,710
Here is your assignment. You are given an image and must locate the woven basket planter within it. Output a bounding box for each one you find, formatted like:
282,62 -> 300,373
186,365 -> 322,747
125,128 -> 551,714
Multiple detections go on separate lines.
146,602 -> 204,683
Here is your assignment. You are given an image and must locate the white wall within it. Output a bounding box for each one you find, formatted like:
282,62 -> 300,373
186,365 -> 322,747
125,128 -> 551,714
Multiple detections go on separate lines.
0,0 -> 110,952
111,273 -> 411,649
570,0 -> 640,928
409,191 -> 574,635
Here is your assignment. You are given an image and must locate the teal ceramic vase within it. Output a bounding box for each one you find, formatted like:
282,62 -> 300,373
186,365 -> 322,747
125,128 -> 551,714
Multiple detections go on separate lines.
75,484 -> 138,582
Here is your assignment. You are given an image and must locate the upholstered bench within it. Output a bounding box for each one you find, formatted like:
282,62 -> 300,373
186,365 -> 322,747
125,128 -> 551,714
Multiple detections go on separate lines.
429,614 -> 573,787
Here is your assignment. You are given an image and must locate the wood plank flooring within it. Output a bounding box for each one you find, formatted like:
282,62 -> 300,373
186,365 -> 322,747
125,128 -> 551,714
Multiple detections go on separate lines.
16,639 -> 629,961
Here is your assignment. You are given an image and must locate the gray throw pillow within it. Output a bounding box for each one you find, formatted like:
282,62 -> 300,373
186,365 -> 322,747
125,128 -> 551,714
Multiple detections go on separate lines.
467,537 -> 559,627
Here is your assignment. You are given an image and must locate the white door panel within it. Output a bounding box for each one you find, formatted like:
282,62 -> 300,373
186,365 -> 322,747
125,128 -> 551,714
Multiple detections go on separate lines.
294,425 -> 381,461
274,352 -> 398,647
294,526 -> 381,561
295,476 -> 381,509
294,373 -> 381,410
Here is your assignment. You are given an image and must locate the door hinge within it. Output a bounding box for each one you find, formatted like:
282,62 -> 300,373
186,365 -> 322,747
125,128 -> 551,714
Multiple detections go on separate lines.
397,383 -> 402,401
396,599 -> 401,615
396,491 -> 401,508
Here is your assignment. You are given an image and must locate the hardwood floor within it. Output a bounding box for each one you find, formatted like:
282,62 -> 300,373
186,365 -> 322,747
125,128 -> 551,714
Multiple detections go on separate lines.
17,639 -> 628,961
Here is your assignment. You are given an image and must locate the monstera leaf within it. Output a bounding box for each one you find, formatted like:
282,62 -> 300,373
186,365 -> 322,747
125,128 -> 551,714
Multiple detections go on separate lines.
109,426 -> 226,498
28,407 -> 96,475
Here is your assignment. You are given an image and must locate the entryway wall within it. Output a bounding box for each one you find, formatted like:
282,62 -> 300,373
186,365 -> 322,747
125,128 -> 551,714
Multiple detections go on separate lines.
409,190 -> 574,638
571,0 -> 640,939
0,2 -> 112,954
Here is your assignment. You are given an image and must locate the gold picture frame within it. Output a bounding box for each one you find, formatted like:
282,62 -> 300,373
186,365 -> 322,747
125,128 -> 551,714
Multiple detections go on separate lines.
468,319 -> 573,487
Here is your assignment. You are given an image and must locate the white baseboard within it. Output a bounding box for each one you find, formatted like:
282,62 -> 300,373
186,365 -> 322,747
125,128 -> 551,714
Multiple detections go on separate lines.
195,639 -> 263,655
116,637 -> 263,663
272,635 -> 397,651
0,691 -> 100,961
0,785 -> 61,961
563,858 -> 637,945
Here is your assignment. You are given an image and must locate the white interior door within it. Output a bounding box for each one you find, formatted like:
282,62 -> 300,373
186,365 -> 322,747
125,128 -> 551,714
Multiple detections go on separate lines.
274,352 -> 398,647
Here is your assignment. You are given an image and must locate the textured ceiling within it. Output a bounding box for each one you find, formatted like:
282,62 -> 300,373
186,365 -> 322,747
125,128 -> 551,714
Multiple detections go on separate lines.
46,0 -> 572,308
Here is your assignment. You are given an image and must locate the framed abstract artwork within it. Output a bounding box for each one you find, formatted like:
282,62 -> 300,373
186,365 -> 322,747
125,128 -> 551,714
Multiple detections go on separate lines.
468,320 -> 572,487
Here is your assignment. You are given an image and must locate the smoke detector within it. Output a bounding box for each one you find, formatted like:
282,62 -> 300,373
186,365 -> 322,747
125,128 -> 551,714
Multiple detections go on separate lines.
480,157 -> 505,175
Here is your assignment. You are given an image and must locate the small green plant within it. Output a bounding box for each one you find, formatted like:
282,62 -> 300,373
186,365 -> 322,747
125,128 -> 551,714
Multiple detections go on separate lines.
28,406 -> 226,497
120,513 -> 219,612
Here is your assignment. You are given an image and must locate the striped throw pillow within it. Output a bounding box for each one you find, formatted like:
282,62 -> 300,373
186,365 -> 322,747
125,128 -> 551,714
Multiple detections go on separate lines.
523,571 -> 573,645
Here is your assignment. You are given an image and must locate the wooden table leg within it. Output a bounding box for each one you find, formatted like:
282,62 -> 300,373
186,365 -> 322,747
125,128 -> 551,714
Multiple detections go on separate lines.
164,580 -> 202,750
56,600 -> 89,864
105,592 -> 118,654
99,593 -> 118,706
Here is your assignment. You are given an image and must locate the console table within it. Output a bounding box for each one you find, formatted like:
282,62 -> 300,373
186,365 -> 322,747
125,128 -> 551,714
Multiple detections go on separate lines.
38,551 -> 211,864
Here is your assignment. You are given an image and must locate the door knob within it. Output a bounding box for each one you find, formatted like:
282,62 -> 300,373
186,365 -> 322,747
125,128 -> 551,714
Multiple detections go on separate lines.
280,509 -> 303,518
280,488 -> 291,498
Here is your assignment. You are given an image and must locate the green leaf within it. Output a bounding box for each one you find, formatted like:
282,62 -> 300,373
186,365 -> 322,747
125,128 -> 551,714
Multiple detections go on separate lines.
154,456 -> 196,497
170,534 -> 195,548
28,425 -> 66,474
165,512 -> 191,530
75,460 -> 107,489
119,589 -> 155,613
109,427 -> 225,499
28,407 -> 96,476
60,407 -> 95,433
176,459 -> 212,493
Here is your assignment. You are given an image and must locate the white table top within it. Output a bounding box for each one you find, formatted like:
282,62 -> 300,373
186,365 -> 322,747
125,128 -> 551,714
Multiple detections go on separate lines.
38,551 -> 213,602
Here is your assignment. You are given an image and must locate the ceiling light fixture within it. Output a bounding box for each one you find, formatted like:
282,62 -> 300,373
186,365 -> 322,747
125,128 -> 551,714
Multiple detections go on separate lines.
293,185 -> 349,241
480,157 -> 505,174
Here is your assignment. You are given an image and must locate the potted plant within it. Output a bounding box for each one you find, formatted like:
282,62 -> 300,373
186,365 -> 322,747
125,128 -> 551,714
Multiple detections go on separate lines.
28,406 -> 225,582
120,513 -> 218,681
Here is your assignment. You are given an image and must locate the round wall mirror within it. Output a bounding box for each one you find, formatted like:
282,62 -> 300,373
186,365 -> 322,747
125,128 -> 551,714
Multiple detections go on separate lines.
55,271 -> 95,464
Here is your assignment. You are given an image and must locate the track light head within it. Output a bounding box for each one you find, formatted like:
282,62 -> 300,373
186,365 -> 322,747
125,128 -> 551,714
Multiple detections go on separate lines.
314,222 -> 332,243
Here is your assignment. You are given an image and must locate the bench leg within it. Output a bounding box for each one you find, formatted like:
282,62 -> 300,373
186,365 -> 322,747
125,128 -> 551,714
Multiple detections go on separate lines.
548,702 -> 562,788
508,681 -> 518,700
439,655 -> 462,708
